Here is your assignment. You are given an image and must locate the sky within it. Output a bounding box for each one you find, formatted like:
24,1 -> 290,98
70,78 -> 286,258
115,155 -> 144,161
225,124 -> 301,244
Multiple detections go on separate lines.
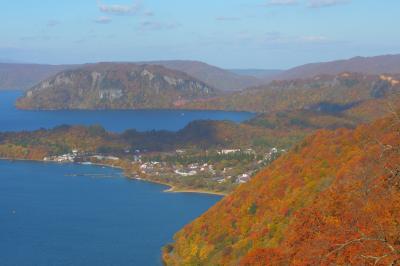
1,0 -> 399,69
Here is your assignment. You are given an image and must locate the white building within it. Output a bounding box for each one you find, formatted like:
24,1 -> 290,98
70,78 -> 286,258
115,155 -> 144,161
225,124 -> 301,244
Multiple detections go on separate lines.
174,170 -> 197,177
218,149 -> 241,155
237,173 -> 251,184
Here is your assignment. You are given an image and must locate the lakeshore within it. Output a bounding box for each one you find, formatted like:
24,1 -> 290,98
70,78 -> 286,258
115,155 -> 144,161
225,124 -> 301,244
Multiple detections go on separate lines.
161,183 -> 227,196
0,157 -> 227,196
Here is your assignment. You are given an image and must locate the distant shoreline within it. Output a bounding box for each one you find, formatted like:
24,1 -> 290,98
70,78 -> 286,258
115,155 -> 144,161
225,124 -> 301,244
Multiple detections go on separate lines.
0,158 -> 226,197
14,105 -> 256,115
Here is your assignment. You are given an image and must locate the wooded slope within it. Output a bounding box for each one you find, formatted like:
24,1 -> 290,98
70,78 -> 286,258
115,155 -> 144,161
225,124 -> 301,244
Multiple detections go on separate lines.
163,112 -> 400,266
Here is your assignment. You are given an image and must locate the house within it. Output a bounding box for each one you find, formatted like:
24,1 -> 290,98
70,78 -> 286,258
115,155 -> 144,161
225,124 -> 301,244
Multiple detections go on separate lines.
265,147 -> 279,161
174,169 -> 197,177
189,163 -> 199,169
236,173 -> 251,184
105,156 -> 120,161
43,153 -> 78,163
218,149 -> 241,155
244,148 -> 255,155
212,177 -> 227,183
91,155 -> 119,161
92,155 -> 105,160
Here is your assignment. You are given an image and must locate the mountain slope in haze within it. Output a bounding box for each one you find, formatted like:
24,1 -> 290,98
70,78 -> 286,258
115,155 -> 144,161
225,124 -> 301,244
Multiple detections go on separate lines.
16,63 -> 217,110
229,69 -> 284,79
4,54 -> 399,92
145,60 -> 264,91
183,73 -> 400,113
276,54 -> 400,80
0,63 -> 75,90
163,112 -> 400,266
0,61 -> 266,92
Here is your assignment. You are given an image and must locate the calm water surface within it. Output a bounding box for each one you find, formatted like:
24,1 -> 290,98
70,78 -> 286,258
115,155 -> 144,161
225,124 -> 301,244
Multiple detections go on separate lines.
0,90 -> 240,265
0,160 -> 221,266
0,91 -> 253,132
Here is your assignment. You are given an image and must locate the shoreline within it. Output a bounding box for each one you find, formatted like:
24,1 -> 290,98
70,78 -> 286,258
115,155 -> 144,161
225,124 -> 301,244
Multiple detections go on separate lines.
14,105 -> 256,115
124,174 -> 227,196
0,157 -> 227,197
159,182 -> 226,196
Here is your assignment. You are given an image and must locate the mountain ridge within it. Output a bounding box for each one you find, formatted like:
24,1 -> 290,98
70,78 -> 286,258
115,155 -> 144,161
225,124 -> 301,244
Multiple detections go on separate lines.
16,63 -> 218,110
142,60 -> 264,91
181,72 -> 400,113
2,54 -> 400,91
276,54 -> 400,80
0,60 -> 264,91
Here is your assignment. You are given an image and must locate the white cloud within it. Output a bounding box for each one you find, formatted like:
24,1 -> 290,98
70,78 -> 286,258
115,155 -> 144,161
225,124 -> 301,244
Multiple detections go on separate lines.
307,0 -> 351,8
97,1 -> 141,15
263,0 -> 350,8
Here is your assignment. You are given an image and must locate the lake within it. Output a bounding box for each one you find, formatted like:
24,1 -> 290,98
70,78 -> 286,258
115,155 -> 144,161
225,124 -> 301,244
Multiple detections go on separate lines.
0,91 -> 254,132
0,160 -> 221,266
0,91 -> 253,266
0,90 -> 246,265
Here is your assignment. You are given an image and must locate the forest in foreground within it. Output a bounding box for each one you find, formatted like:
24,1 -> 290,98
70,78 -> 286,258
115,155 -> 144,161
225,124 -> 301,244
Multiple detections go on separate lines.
163,109 -> 400,266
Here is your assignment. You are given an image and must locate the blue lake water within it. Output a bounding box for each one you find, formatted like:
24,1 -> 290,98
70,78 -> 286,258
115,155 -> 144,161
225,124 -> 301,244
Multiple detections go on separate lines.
0,91 -> 253,132
0,90 -> 247,265
0,160 -> 221,266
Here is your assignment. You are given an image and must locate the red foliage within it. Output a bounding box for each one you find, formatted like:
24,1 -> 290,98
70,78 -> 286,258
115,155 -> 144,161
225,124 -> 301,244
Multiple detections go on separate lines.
240,248 -> 287,266
164,112 -> 400,266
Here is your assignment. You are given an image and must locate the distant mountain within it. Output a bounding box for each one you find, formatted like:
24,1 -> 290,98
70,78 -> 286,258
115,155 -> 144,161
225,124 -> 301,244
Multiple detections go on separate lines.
4,54 -> 400,92
182,72 -> 400,113
144,60 -> 264,91
16,63 -> 218,110
276,54 -> 400,80
228,69 -> 284,79
0,61 -> 265,92
0,63 -> 75,90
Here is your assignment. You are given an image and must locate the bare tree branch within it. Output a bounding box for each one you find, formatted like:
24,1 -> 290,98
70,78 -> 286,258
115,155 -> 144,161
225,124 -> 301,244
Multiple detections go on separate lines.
324,236 -> 399,265
361,254 -> 389,265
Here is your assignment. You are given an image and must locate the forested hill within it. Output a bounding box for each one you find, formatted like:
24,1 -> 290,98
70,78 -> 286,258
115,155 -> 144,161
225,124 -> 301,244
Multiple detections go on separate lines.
183,73 -> 400,113
15,63 -> 217,110
3,54 -> 400,91
0,60 -> 265,92
275,54 -> 400,80
163,111 -> 400,265
144,60 -> 264,91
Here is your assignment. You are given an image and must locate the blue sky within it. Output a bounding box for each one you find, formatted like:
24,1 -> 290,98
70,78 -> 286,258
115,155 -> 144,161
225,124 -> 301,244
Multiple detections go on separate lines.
1,0 -> 399,69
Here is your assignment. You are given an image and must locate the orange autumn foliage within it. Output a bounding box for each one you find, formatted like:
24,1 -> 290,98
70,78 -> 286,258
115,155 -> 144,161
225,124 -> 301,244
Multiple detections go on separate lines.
164,112 -> 400,266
